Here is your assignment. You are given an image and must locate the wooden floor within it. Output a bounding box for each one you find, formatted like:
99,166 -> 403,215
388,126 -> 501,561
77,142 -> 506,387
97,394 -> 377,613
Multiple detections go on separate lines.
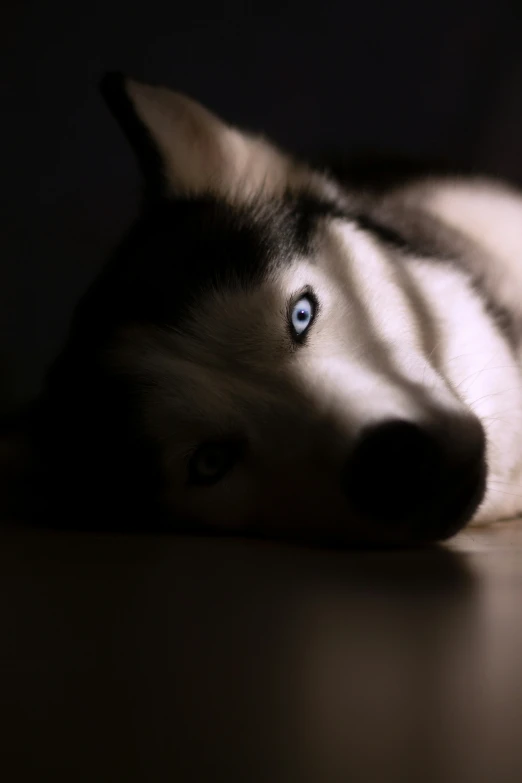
2,519 -> 522,782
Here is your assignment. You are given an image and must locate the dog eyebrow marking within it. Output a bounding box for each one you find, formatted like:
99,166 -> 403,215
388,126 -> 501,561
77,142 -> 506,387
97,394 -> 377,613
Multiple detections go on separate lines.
344,208 -> 518,349
351,213 -> 418,252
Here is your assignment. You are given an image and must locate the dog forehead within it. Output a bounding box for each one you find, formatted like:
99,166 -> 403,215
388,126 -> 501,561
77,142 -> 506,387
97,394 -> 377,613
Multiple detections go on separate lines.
136,194 -> 325,284
89,192 -> 344,351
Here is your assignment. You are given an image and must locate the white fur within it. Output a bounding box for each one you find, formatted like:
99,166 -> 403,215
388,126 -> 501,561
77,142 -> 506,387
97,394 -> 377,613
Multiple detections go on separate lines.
402,177 -> 522,328
400,178 -> 522,522
407,258 -> 522,522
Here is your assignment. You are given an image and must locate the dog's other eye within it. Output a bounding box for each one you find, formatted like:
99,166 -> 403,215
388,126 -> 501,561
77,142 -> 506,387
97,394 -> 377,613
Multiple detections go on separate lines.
290,294 -> 316,340
187,441 -> 242,486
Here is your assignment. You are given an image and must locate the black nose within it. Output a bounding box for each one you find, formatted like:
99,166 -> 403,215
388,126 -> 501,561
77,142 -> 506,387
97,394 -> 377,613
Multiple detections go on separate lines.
342,418 -> 486,539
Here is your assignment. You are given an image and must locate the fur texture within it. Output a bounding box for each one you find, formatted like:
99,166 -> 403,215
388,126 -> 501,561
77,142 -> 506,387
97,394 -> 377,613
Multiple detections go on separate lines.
15,74 -> 522,544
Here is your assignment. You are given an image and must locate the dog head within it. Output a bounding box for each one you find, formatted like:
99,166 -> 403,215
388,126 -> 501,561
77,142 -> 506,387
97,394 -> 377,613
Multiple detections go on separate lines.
32,75 -> 500,544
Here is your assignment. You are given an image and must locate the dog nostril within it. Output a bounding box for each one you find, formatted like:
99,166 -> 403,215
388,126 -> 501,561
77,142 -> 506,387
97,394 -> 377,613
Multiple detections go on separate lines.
343,420 -> 441,523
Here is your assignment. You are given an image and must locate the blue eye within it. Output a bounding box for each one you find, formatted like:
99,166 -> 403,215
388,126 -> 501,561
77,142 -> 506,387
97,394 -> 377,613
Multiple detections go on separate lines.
290,294 -> 315,340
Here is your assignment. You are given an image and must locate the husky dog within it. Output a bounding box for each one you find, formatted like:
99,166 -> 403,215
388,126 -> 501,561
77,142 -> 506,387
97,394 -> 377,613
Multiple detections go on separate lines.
16,74 -> 522,544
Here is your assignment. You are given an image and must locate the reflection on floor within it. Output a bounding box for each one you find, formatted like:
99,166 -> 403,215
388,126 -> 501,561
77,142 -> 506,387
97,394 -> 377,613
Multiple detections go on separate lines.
1,518 -> 522,782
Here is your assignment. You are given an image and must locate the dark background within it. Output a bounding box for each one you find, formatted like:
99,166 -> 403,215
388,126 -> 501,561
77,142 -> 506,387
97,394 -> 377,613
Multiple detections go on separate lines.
2,0 -> 522,413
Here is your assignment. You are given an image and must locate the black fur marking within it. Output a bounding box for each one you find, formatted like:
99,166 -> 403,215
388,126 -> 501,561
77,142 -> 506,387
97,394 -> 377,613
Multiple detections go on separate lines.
350,209 -> 520,351
351,212 -> 418,253
317,151 -> 476,194
99,72 -> 166,200
64,193 -> 342,340
24,191 -> 342,529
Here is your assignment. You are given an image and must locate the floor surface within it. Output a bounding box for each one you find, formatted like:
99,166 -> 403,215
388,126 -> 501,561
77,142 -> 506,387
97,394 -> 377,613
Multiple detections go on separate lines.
2,519 -> 522,782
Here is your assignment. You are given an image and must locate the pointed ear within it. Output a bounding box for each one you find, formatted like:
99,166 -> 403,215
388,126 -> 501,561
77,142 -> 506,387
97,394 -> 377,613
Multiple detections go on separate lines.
99,72 -> 323,202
